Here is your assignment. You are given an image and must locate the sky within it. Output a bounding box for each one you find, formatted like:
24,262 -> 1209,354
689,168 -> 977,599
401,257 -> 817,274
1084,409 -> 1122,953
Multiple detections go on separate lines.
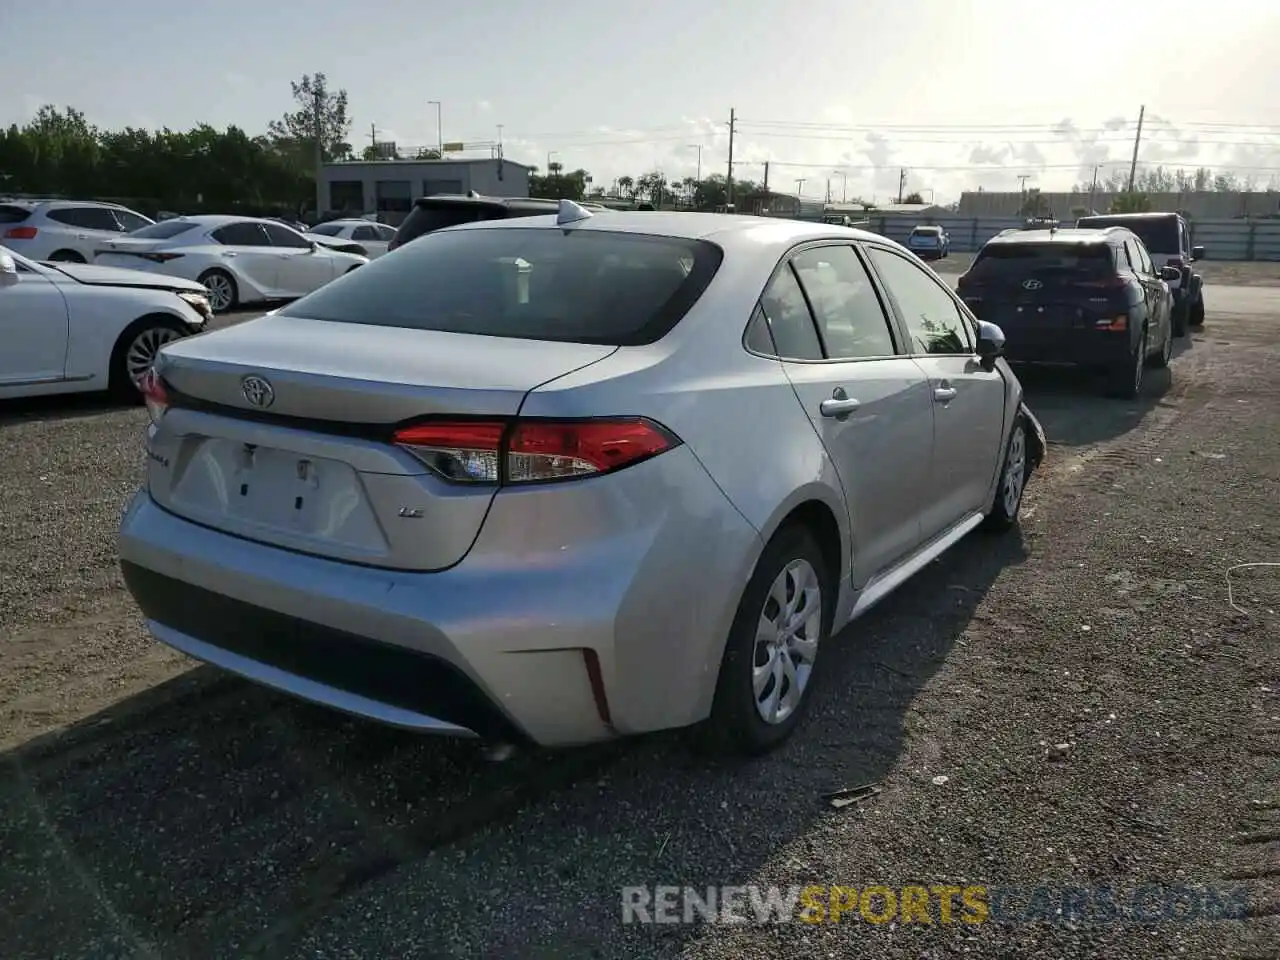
3,0 -> 1279,203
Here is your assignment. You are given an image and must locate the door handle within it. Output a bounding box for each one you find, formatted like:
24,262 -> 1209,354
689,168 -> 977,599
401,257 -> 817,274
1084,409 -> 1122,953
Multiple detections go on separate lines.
933,386 -> 958,403
819,397 -> 861,418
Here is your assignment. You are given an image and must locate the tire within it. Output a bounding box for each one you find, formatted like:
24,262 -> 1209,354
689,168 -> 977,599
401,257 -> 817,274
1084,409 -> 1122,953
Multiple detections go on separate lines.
1107,328 -> 1146,399
198,269 -> 238,314
1190,296 -> 1205,327
108,316 -> 187,402
702,525 -> 833,756
48,250 -> 86,263
1147,319 -> 1173,369
1171,299 -> 1189,338
982,414 -> 1029,533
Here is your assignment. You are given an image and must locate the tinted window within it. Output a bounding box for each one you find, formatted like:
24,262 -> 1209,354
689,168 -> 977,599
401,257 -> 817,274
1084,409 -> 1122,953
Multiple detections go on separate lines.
910,227 -> 941,236
116,210 -> 152,232
756,265 -> 824,360
351,225 -> 378,241
969,243 -> 1114,282
49,207 -> 120,231
791,246 -> 896,359
277,227 -> 722,346
1077,216 -> 1178,253
0,205 -> 32,223
212,222 -> 271,246
310,223 -> 346,236
128,220 -> 199,240
394,204 -> 484,245
262,222 -> 311,248
866,247 -> 974,355
376,224 -> 397,241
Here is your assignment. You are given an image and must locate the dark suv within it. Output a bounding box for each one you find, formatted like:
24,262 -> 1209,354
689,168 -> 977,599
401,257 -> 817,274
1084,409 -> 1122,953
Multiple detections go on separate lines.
387,194 -> 562,252
956,226 -> 1180,398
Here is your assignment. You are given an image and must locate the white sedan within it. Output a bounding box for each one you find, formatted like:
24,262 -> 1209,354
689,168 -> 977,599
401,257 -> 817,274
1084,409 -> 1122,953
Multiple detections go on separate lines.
308,219 -> 396,259
0,245 -> 210,401
93,215 -> 368,314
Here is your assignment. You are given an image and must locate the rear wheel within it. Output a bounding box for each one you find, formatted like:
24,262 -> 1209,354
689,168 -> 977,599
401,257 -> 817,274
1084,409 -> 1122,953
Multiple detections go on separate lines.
48,250 -> 85,263
1107,329 -> 1146,399
109,316 -> 186,401
198,269 -> 238,313
702,525 -> 831,756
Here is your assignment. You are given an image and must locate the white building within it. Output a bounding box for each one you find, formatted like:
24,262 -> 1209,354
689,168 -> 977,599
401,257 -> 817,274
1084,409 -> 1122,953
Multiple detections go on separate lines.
318,158 -> 532,223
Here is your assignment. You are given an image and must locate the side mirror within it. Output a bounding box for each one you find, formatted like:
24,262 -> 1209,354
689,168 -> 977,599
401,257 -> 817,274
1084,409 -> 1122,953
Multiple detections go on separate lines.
976,320 -> 1005,371
0,253 -> 18,287
1158,265 -> 1181,282
1191,245 -> 1205,261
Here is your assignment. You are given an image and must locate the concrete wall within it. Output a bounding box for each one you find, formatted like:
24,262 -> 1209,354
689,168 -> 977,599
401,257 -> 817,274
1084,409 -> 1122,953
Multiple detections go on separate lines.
859,215 -> 1280,261
319,160 -> 530,223
958,190 -> 1280,220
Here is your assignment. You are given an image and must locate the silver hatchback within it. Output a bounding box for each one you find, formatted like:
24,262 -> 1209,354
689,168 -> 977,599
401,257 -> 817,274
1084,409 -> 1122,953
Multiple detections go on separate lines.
119,204 -> 1044,754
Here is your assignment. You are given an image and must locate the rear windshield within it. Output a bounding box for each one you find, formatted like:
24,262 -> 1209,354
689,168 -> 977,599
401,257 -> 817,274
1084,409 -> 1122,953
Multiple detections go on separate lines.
0,205 -> 32,223
395,204 -> 491,245
277,226 -> 723,346
970,242 -> 1114,281
309,223 -> 345,236
911,227 -> 941,235
127,220 -> 199,239
1077,216 -> 1177,252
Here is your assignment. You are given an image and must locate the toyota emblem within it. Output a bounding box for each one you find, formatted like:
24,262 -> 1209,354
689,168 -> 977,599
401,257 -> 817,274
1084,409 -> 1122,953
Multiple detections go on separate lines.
241,375 -> 275,409
1021,278 -> 1043,290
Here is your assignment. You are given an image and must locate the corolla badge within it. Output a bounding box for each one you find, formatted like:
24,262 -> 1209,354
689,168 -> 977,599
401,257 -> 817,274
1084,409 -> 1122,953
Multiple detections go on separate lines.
241,375 -> 275,408
1021,279 -> 1044,291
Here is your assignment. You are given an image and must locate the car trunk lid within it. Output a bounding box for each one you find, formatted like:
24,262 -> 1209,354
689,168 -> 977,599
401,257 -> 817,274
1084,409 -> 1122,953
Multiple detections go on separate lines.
147,314 -> 617,570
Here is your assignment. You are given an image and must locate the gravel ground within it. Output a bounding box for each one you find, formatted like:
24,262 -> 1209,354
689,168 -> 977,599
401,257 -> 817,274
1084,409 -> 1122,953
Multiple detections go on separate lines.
1,289 -> 1278,959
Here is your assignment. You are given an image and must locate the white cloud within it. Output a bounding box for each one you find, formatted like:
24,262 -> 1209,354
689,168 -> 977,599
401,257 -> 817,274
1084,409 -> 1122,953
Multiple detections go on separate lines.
477,100 -> 492,114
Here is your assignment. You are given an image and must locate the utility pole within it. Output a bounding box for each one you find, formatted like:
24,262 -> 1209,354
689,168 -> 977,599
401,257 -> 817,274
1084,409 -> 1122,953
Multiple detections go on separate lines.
688,144 -> 702,184
841,171 -> 847,203
369,123 -> 377,154
313,85 -> 324,218
897,168 -> 907,204
1089,164 -> 1100,212
795,178 -> 806,198
497,124 -> 504,160
763,160 -> 770,193
825,178 -> 831,203
1017,174 -> 1030,196
726,108 -> 736,208
1126,104 -> 1145,193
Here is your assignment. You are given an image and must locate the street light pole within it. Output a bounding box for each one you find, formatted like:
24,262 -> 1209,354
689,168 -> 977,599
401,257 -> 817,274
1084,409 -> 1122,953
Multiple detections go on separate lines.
688,144 -> 702,183
428,101 -> 442,154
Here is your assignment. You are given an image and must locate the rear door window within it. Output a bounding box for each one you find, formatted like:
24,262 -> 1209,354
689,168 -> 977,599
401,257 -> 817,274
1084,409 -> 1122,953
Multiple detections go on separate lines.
212,222 -> 272,246
396,204 -> 484,244
751,265 -> 824,361
790,245 -> 897,359
49,207 -> 121,231
309,223 -> 346,237
262,222 -> 312,248
351,225 -> 378,241
127,220 -> 199,240
277,227 -> 723,346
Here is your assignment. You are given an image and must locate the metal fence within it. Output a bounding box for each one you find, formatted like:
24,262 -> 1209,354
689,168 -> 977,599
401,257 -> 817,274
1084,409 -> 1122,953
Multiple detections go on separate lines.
857,215 -> 1280,261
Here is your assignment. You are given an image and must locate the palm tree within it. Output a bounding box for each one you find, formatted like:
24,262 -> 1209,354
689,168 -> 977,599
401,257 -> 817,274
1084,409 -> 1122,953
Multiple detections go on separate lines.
618,175 -> 634,200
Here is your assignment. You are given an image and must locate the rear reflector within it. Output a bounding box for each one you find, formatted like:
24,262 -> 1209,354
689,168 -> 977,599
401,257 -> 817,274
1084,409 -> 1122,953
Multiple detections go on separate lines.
392,417 -> 680,485
139,368 -> 169,423
3,226 -> 37,240
1074,276 -> 1127,289
1095,315 -> 1128,331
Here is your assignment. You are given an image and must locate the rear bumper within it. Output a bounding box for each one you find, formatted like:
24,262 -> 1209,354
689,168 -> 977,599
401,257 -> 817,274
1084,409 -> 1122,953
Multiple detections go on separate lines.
1002,331 -> 1134,367
117,447 -> 760,747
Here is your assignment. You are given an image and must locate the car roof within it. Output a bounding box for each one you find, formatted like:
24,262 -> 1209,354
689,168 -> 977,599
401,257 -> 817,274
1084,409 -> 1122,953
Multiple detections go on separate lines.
986,227 -> 1121,246
159,214 -> 277,229
453,209 -> 891,249
1078,211 -> 1180,221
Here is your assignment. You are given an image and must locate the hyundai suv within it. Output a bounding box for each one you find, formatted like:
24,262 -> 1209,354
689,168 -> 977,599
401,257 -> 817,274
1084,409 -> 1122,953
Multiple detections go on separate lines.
956,226 -> 1179,398
0,199 -> 154,263
387,194 -> 562,253
1076,212 -> 1205,335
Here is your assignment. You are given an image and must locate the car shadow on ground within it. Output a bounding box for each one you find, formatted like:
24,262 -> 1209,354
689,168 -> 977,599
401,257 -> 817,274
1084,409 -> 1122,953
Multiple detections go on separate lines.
0,390 -> 141,427
1014,337 -> 1186,449
0,524 -> 1028,958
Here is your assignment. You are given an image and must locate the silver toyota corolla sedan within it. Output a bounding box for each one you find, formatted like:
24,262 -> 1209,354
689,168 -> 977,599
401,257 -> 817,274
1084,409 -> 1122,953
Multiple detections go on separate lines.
118,202 -> 1045,755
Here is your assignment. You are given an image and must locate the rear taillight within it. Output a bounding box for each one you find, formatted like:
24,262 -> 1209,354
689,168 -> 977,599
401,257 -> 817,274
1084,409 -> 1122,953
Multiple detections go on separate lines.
141,252 -> 184,263
4,226 -> 37,240
392,418 -> 680,485
139,368 -> 169,424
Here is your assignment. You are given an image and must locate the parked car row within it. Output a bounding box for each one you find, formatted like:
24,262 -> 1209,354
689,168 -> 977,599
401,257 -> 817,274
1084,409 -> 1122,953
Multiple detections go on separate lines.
955,211 -> 1205,398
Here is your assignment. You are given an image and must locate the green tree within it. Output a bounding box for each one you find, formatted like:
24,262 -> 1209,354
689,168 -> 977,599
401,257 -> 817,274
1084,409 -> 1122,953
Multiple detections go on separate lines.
267,72 -> 352,166
903,191 -> 924,204
1110,192 -> 1152,213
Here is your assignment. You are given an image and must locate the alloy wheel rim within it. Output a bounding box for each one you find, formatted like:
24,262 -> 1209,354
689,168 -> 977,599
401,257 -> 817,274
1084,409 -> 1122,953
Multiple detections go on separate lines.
752,559 -> 822,725
1002,424 -> 1027,517
204,275 -> 233,311
126,327 -> 180,387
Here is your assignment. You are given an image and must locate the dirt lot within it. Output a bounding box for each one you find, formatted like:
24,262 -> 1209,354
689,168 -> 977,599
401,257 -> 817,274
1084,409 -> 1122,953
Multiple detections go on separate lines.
1,285 -> 1278,959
